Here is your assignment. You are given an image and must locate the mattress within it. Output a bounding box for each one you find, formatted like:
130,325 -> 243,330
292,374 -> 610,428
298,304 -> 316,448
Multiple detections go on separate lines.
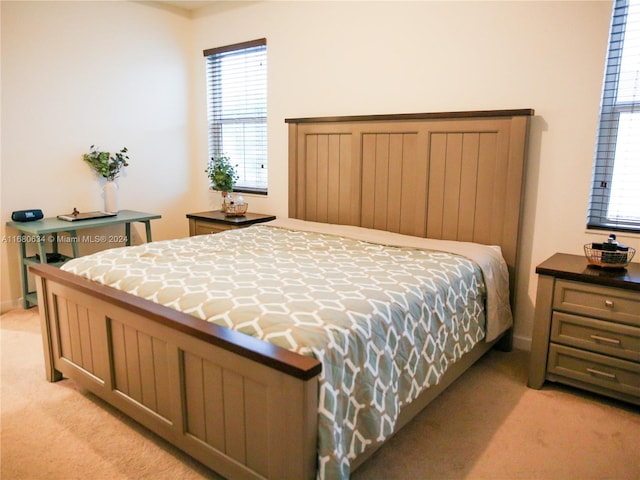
62,219 -> 513,479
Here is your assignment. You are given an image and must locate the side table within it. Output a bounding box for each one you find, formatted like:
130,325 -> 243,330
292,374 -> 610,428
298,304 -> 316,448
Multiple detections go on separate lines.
186,210 -> 276,236
528,253 -> 639,405
6,210 -> 161,308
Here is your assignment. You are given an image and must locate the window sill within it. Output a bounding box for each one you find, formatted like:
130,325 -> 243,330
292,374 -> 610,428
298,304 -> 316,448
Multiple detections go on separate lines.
585,227 -> 640,240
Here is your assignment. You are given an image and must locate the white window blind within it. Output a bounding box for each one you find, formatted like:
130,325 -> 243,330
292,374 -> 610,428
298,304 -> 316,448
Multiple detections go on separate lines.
204,39 -> 267,194
588,0 -> 640,232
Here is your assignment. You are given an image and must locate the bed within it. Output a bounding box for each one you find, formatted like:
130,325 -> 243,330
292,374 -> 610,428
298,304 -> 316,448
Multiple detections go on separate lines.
31,109 -> 533,479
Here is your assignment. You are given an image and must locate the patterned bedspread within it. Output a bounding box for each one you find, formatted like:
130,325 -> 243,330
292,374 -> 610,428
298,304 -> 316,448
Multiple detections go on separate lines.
62,224 -> 488,479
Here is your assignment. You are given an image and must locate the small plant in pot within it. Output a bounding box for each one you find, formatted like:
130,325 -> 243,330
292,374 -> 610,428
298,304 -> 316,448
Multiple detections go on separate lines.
206,153 -> 238,210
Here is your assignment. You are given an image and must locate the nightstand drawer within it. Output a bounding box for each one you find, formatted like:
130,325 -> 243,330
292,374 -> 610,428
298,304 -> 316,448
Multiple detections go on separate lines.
553,280 -> 640,326
194,221 -> 235,235
551,312 -> 640,362
548,344 -> 640,399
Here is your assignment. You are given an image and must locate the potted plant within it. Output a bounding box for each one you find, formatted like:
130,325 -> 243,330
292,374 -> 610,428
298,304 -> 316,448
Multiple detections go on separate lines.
206,153 -> 238,193
206,154 -> 239,211
83,145 -> 129,213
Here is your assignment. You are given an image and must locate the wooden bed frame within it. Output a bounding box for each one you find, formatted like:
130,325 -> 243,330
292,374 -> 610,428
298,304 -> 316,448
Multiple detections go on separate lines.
31,109 -> 533,479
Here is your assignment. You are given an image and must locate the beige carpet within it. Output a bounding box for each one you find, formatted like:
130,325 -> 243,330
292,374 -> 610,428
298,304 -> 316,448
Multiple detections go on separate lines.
1,308 -> 638,480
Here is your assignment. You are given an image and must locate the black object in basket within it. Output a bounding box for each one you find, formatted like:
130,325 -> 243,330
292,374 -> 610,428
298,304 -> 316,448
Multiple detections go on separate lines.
584,234 -> 636,269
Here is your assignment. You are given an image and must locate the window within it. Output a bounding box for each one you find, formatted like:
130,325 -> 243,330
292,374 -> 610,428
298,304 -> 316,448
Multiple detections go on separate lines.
588,0 -> 640,232
204,39 -> 267,194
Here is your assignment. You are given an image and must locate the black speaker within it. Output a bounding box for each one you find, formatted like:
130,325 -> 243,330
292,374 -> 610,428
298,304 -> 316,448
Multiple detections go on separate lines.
11,209 -> 44,222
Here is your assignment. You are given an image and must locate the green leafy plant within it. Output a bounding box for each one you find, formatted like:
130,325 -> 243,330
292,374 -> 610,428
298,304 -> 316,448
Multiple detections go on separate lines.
83,145 -> 129,181
206,153 -> 238,192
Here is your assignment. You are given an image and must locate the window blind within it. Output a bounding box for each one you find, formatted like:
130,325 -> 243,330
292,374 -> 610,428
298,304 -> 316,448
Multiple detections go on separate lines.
588,0 -> 640,232
204,39 -> 267,194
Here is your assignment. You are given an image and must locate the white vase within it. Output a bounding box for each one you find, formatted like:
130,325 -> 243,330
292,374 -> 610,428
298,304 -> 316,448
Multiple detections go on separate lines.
103,180 -> 119,213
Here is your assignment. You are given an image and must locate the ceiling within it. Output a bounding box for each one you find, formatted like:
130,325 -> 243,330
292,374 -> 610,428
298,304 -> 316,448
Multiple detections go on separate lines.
156,1 -> 217,11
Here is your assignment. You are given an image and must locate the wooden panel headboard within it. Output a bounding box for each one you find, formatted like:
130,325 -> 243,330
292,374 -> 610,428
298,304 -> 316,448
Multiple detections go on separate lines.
286,109 -> 534,301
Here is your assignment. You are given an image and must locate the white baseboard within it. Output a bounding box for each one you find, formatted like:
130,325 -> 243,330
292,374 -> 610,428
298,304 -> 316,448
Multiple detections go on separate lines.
513,333 -> 532,352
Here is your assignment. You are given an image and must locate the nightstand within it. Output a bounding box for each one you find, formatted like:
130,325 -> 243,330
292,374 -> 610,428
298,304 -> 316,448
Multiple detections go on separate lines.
528,253 -> 639,405
186,210 -> 276,236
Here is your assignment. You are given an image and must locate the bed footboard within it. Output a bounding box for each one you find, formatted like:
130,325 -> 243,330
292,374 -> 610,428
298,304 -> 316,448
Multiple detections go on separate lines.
32,264 -> 321,480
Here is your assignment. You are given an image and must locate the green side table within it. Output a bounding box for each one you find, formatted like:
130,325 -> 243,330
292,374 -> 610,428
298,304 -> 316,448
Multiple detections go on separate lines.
6,209 -> 161,308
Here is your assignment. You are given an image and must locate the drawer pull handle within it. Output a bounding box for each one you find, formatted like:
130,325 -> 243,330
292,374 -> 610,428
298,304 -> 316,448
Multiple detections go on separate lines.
604,300 -> 614,308
589,334 -> 621,346
586,368 -> 617,380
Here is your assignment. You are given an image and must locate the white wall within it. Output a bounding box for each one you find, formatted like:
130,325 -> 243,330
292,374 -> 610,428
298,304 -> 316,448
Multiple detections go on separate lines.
2,1 -> 637,349
1,1 -> 193,309
190,0 -> 638,350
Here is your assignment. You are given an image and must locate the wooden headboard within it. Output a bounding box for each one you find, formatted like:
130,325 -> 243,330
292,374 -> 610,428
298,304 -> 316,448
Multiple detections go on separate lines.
286,109 -> 534,301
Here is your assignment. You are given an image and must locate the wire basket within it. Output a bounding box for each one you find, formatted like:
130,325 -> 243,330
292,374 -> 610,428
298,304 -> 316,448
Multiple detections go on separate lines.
584,244 -> 636,269
223,202 -> 248,217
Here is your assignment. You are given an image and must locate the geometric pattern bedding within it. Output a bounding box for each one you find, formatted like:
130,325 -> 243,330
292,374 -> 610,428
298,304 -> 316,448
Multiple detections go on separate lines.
62,225 -> 486,479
